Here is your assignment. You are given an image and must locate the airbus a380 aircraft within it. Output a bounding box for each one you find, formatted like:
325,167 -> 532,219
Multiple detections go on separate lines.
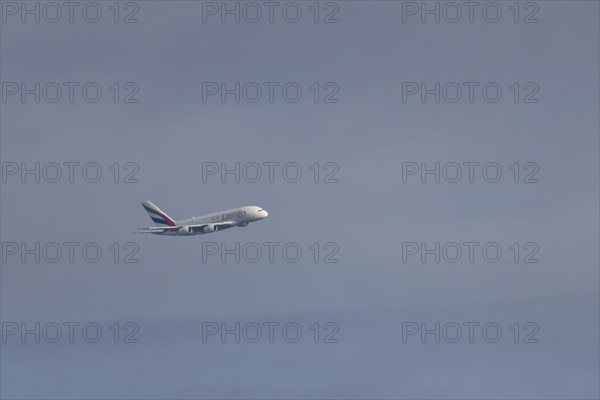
136,201 -> 268,236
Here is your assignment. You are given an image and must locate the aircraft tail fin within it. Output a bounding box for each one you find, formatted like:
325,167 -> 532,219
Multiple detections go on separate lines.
141,201 -> 176,226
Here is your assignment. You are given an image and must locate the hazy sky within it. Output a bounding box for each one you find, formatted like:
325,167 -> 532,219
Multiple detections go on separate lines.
1,1 -> 599,398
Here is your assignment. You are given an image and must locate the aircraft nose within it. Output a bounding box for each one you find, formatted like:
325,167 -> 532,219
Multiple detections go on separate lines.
263,210 -> 269,218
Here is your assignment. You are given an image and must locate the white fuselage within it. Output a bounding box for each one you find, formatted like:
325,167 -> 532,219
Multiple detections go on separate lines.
158,205 -> 268,236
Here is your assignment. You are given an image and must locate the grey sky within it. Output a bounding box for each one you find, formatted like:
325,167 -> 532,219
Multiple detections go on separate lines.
1,1 -> 599,398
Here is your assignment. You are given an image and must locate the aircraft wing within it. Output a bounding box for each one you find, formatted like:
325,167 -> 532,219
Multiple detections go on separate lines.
134,222 -> 237,234
134,226 -> 180,234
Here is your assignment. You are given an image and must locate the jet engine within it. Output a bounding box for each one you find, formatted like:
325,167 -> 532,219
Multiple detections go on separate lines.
203,224 -> 217,233
178,225 -> 193,234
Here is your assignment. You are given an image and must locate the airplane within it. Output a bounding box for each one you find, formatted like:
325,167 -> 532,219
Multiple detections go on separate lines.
136,201 -> 269,236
